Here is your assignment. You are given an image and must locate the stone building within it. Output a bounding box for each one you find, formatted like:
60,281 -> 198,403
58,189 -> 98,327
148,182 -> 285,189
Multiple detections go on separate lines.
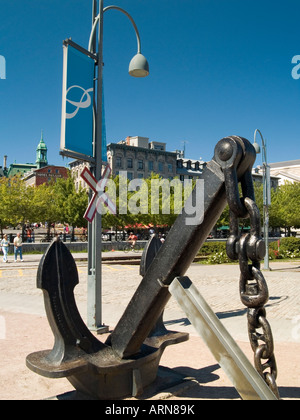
69,159 -> 93,192
69,135 -> 206,190
107,136 -> 178,180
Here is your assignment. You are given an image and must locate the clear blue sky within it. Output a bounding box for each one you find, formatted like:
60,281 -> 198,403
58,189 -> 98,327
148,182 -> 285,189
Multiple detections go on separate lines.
1,0 -> 299,169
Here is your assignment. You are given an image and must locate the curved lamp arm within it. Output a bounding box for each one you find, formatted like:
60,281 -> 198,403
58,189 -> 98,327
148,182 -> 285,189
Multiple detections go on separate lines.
89,6 -> 141,54
253,128 -> 267,165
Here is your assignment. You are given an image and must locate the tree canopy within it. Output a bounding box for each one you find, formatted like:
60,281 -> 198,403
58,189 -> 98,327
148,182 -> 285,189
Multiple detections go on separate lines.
0,173 -> 299,235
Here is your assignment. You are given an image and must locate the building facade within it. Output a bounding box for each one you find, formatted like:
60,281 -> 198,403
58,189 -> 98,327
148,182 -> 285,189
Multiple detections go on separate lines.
70,135 -> 206,190
176,157 -> 206,181
107,136 -> 205,181
252,168 -> 279,190
23,165 -> 69,187
69,159 -> 93,192
253,159 -> 300,187
107,136 -> 178,180
268,160 -> 300,185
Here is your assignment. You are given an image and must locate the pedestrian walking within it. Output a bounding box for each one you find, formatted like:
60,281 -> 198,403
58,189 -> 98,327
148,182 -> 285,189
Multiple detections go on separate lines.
1,234 -> 10,263
13,233 -> 23,262
26,227 -> 32,243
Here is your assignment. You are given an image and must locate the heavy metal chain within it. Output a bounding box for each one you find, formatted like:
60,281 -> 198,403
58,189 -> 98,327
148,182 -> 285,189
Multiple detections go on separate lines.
225,168 -> 280,399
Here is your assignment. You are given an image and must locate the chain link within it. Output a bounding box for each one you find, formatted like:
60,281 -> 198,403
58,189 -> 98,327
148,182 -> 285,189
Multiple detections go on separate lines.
225,174 -> 280,399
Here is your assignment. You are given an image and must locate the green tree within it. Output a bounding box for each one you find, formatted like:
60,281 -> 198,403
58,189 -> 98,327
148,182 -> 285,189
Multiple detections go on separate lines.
101,174 -> 131,233
270,182 -> 300,235
53,176 -> 88,239
144,173 -> 182,228
33,182 -> 60,235
0,176 -> 35,232
0,177 -> 11,236
100,173 -> 183,232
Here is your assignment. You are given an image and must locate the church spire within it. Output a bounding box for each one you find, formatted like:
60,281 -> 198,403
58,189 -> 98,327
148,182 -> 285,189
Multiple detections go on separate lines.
36,130 -> 48,169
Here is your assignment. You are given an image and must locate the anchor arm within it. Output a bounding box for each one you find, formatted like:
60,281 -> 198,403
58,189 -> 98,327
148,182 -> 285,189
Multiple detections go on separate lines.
36,238 -> 105,364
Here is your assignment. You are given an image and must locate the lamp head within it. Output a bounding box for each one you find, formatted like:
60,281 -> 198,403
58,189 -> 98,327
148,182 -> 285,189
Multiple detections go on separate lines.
129,53 -> 149,77
253,141 -> 261,154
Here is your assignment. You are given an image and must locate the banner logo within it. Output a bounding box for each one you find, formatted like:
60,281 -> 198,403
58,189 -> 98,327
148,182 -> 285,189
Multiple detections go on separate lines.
65,85 -> 93,119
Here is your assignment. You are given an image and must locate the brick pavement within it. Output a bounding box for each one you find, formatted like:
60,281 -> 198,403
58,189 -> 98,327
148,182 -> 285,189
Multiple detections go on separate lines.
0,253 -> 299,400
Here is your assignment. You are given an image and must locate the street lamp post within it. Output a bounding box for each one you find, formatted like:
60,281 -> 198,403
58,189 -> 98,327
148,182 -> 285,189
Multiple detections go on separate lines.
87,0 -> 149,332
253,129 -> 271,270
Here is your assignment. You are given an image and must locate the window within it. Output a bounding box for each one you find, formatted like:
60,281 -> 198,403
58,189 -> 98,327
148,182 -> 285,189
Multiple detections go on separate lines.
168,164 -> 173,173
116,157 -> 122,168
138,160 -> 144,170
127,158 -> 133,169
127,172 -> 133,181
148,161 -> 154,171
154,144 -> 164,150
158,162 -> 164,172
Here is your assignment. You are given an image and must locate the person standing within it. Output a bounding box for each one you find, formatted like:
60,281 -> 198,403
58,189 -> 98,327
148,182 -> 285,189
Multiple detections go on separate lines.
13,233 -> 23,262
1,234 -> 10,263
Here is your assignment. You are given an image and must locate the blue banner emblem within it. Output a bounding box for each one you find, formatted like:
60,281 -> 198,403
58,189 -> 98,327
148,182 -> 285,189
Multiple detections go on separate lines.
61,42 -> 95,160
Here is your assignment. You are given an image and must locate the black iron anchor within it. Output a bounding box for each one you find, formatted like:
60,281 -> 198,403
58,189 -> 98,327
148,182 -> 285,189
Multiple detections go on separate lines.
26,136 -> 256,399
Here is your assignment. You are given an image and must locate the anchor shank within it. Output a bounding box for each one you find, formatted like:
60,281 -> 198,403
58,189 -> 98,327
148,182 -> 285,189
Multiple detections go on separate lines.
109,137 -> 254,359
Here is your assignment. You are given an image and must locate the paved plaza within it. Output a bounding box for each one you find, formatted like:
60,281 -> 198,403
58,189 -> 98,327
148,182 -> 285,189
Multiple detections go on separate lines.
0,252 -> 299,400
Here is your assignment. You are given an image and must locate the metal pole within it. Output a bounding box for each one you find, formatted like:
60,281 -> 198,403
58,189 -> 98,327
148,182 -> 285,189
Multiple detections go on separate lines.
262,141 -> 270,270
87,0 -> 108,332
87,0 -> 97,304
253,129 -> 270,271
86,0 -> 148,331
